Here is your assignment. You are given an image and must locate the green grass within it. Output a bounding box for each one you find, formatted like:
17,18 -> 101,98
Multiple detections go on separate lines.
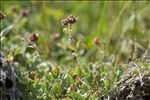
1,1 -> 150,100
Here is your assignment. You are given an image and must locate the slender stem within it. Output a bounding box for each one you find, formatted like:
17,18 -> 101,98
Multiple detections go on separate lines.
0,14 -> 22,37
76,52 -> 81,66
21,35 -> 47,62
67,24 -> 82,67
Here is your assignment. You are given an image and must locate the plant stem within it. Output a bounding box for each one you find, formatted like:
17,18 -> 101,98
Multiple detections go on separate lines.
68,24 -> 82,67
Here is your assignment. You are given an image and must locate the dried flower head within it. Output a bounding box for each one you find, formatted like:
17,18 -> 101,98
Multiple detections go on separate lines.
28,33 -> 38,42
61,15 -> 77,26
67,15 -> 76,24
61,19 -> 69,26
94,38 -> 102,45
11,5 -> 17,12
0,12 -> 5,21
21,9 -> 28,17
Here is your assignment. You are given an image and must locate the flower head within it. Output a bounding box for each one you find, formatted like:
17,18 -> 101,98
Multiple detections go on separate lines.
51,33 -> 61,41
0,12 -> 5,21
94,38 -> 102,45
21,9 -> 28,17
61,19 -> 69,26
11,5 -> 17,13
67,15 -> 76,24
61,15 -> 77,26
28,33 -> 38,42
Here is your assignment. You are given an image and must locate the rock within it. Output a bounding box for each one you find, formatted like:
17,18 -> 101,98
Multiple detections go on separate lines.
110,75 -> 150,100
0,52 -> 22,100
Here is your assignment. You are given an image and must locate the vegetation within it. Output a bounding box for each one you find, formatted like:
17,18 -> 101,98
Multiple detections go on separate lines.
1,1 -> 150,100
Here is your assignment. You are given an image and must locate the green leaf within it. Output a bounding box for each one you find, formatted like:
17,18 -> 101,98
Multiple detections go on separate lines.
65,74 -> 74,87
70,92 -> 84,100
55,82 -> 61,91
67,45 -> 75,52
76,40 -> 81,49
104,79 -> 110,92
75,67 -> 82,77
85,33 -> 98,48
52,67 -> 60,78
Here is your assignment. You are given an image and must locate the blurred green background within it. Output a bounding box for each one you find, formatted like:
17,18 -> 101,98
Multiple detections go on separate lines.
1,1 -> 150,64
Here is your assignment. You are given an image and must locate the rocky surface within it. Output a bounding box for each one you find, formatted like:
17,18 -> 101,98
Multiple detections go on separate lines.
110,75 -> 150,100
0,52 -> 22,100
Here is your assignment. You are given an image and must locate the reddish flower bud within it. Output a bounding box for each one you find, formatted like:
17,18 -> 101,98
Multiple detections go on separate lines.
28,33 -> 38,42
0,12 -> 5,21
94,38 -> 102,45
21,9 -> 28,17
61,19 -> 68,26
11,5 -> 17,12
51,33 -> 61,41
67,15 -> 76,24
